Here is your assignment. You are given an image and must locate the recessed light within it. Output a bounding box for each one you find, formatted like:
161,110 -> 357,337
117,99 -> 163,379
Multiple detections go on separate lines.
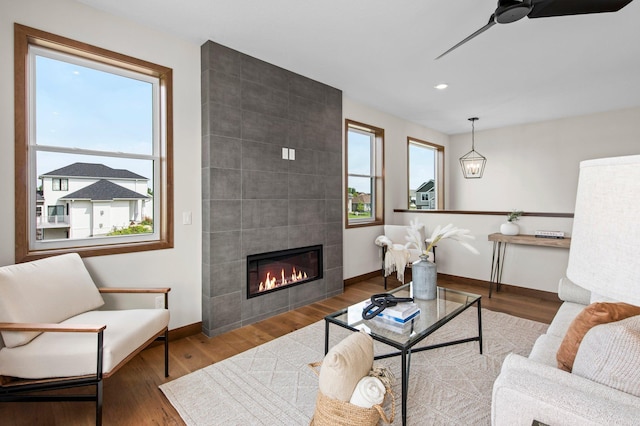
434,83 -> 448,90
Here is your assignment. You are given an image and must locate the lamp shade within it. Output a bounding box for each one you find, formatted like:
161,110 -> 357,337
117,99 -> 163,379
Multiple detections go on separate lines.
566,155 -> 640,306
459,150 -> 486,178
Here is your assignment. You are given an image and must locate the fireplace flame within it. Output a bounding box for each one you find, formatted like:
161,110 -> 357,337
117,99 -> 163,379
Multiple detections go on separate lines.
258,267 -> 308,292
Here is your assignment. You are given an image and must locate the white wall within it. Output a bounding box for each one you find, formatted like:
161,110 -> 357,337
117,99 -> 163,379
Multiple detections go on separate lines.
343,99 -> 640,293
0,0 -> 202,330
449,107 -> 640,212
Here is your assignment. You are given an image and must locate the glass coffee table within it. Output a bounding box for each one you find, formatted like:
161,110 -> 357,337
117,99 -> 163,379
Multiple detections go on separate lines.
324,283 -> 482,425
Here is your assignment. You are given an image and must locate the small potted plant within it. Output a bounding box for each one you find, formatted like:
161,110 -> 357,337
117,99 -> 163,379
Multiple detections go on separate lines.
500,210 -> 523,235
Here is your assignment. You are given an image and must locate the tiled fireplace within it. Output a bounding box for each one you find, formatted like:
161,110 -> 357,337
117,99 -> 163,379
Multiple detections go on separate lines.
201,41 -> 344,337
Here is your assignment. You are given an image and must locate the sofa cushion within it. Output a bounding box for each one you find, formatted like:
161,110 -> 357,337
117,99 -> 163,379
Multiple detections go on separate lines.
572,315 -> 640,398
0,309 -> 169,379
546,302 -> 586,339
318,331 -> 373,401
0,253 -> 105,348
556,302 -> 640,372
528,334 -> 565,367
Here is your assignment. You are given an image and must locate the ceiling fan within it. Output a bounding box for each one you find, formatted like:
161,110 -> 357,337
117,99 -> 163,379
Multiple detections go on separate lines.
436,0 -> 635,59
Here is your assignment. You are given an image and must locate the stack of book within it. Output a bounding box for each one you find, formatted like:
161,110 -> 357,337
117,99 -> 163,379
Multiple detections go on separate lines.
368,302 -> 420,324
534,230 -> 565,239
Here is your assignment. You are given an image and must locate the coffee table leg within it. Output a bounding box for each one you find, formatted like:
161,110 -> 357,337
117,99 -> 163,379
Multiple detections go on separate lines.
477,298 -> 483,354
401,349 -> 408,425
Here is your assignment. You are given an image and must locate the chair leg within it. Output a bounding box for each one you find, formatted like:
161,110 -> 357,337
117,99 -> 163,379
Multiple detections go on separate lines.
164,329 -> 169,377
382,246 -> 387,289
96,379 -> 103,426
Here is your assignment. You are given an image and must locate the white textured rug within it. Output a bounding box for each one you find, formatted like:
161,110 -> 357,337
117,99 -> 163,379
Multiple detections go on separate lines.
160,309 -> 547,425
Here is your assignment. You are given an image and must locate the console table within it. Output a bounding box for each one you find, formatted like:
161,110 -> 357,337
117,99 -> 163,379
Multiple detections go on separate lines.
488,233 -> 571,297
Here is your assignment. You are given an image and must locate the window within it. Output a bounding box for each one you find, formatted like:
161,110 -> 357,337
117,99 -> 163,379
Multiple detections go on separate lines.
408,138 -> 444,210
47,205 -> 65,218
52,178 -> 68,191
14,24 -> 173,262
345,120 -> 384,227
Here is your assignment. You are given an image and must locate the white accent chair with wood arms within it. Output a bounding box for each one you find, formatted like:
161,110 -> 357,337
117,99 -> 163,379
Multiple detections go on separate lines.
375,224 -> 434,289
0,253 -> 170,425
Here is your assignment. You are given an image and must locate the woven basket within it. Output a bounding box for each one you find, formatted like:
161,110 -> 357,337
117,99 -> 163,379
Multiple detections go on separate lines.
308,362 -> 395,426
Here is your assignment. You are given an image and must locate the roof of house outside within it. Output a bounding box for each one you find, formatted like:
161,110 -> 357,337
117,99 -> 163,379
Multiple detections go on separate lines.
416,179 -> 435,192
351,193 -> 371,204
60,179 -> 150,201
40,162 -> 147,180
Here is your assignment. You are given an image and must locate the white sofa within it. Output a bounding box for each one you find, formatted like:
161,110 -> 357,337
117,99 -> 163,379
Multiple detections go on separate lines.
0,253 -> 170,425
492,277 -> 640,425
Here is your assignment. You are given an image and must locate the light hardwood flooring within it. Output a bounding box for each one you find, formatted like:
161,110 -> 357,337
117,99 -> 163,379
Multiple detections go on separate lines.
0,275 -> 561,425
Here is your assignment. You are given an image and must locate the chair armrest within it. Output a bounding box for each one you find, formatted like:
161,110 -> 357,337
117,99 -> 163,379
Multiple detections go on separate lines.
0,322 -> 106,333
98,287 -> 170,294
557,277 -> 591,305
492,353 -> 640,426
98,287 -> 171,308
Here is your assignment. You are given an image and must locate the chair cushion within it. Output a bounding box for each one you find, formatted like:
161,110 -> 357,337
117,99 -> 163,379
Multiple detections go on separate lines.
573,315 -> 640,397
556,302 -> 640,372
0,309 -> 169,379
319,331 -> 373,401
0,253 -> 105,348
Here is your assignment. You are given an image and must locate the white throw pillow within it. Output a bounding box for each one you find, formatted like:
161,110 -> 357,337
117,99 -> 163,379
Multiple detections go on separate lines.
0,253 -> 105,348
572,315 -> 640,397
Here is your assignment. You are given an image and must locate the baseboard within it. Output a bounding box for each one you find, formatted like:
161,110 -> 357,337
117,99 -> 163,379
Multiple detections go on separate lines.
438,273 -> 561,302
344,270 -> 381,286
168,322 -> 202,341
345,269 -> 560,302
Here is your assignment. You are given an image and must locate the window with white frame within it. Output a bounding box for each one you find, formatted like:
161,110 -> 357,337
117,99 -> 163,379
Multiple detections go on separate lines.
408,138 -> 444,210
14,24 -> 173,262
345,120 -> 384,227
51,178 -> 68,191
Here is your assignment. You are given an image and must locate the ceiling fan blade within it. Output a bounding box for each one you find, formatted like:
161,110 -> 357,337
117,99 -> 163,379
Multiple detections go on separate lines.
529,0 -> 634,18
435,15 -> 496,60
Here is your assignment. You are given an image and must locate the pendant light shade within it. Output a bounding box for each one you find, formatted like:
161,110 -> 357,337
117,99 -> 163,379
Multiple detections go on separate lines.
459,117 -> 486,179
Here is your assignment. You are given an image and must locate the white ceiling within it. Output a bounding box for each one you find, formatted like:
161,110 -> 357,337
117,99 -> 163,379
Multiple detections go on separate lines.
77,0 -> 640,135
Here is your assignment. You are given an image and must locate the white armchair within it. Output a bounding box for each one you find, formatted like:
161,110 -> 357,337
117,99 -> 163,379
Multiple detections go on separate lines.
375,224 -> 434,289
0,253 -> 170,425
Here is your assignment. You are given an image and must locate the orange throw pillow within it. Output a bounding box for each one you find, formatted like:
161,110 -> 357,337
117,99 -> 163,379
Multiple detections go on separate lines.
557,302 -> 640,372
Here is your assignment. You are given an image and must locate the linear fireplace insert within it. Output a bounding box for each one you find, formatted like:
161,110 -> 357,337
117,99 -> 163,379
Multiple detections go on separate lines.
246,245 -> 323,299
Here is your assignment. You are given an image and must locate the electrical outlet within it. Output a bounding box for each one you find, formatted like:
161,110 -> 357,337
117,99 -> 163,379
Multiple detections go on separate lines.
155,295 -> 165,309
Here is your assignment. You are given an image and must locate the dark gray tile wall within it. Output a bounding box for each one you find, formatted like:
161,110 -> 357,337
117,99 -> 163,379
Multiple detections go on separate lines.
202,41 -> 344,337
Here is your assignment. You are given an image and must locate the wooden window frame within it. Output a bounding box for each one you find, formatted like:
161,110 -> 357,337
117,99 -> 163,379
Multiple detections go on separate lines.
345,119 -> 384,228
407,137 -> 445,210
14,24 -> 173,262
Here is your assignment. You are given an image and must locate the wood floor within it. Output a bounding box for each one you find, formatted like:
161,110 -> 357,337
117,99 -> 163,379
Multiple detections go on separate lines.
0,275 -> 561,425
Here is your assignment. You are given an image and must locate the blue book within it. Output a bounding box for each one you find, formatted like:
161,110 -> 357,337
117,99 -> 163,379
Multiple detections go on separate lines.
367,305 -> 420,323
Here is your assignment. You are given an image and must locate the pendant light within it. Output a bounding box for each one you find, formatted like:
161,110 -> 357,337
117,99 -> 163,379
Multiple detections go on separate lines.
459,117 -> 486,179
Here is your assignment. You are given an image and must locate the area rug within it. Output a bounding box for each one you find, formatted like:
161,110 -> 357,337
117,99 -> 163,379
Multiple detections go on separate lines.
160,308 -> 547,425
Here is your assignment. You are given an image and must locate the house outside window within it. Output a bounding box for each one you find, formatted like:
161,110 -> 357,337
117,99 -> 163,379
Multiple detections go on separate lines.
14,24 -> 173,262
408,137 -> 444,210
345,120 -> 384,228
